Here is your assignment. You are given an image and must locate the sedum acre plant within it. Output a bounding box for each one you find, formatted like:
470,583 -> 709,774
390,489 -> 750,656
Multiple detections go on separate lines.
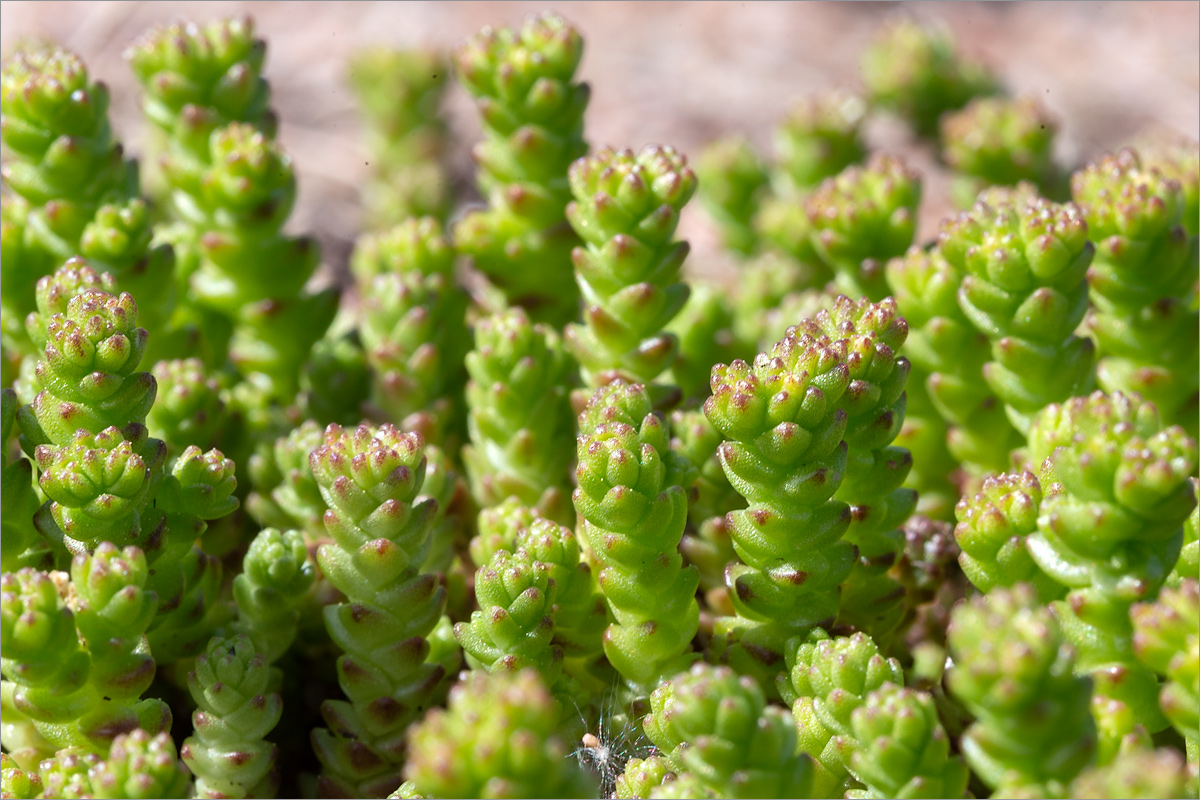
565,144 -> 698,395
1025,392 -> 1196,745
1,9 -> 1197,800
940,95 -> 1061,208
463,307 -> 575,522
1071,149 -> 1198,435
349,47 -> 452,229
946,584 -> 1097,796
640,663 -> 814,798
574,381 -> 699,693
453,11 -> 588,326
307,423 -> 457,797
1,46 -> 174,361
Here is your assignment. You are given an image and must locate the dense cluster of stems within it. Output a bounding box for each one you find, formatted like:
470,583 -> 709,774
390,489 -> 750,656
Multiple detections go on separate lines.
1,10 -> 1196,800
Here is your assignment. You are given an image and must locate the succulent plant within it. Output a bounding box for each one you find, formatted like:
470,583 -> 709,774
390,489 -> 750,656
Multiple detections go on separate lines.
453,11 -> 588,326
643,663 -> 814,798
398,669 -> 598,799
1130,580 -> 1199,765
350,47 -> 452,228
861,20 -> 1000,138
355,217 -> 469,446
0,46 -> 146,353
804,154 -> 921,302
181,635 -> 282,799
947,584 -> 1096,796
840,683 -> 970,799
1026,391 -> 1197,746
565,145 -> 697,392
2,11 -> 1197,799
463,307 -> 575,523
695,135 -> 769,257
1072,149 -> 1198,434
308,423 -> 456,797
941,96 -> 1060,207
573,382 -> 699,692
937,194 -> 1096,434
780,628 -> 905,797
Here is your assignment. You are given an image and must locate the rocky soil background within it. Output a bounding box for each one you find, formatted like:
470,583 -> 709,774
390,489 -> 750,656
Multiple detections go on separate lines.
3,0 -> 1198,287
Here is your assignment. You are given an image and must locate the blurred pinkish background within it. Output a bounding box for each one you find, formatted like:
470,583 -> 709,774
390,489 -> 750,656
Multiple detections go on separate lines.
4,1 -> 1197,282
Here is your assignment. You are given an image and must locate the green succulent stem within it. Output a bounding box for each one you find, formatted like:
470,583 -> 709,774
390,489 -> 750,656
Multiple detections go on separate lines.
695,135 -> 769,257
231,528 -> 315,664
415,443 -> 471,578
463,307 -> 575,524
13,276 -> 235,665
1026,391 -> 1197,745
0,557 -> 170,757
142,444 -> 235,664
181,635 -> 283,799
886,244 -> 1019,479
703,297 -> 909,683
614,755 -> 675,800
397,669 -> 598,799
515,517 -> 607,669
779,628 -> 905,797
841,683 -> 970,799
453,12 -> 588,326
874,248 -> 962,514
90,729 -> 190,799
308,423 -> 455,798
0,752 -> 42,798
565,145 -> 698,392
30,746 -> 100,798
642,663 -> 814,799
297,331 -> 373,428
1,387 -> 44,572
752,91 -> 868,292
0,46 -> 153,354
573,382 -> 699,693
350,47 -> 452,228
937,194 -> 1097,435
941,96 -> 1061,208
861,20 -> 1000,139
144,357 -> 227,454
36,729 -> 189,799
1070,746 -> 1194,800
1171,478 -> 1199,587
126,14 -> 273,217
158,121 -> 337,405
461,512 -> 608,698
245,419 -> 326,535
1140,139 -> 1199,238
811,298 -> 915,647
16,284 -> 154,450
470,497 -> 540,569
355,217 -> 469,447
947,584 -> 1096,796
804,154 -> 921,302
1072,149 -> 1199,435
953,470 -> 1063,599
454,547 -> 563,682
773,92 -> 869,195
1130,580 -> 1199,765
